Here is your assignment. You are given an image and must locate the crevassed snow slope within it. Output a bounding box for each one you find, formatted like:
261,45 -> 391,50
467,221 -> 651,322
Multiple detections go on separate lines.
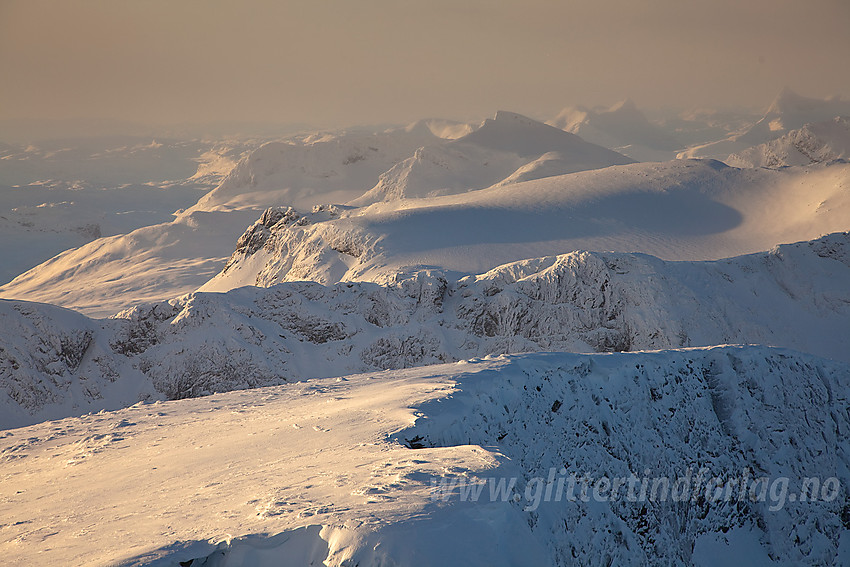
2,231 -> 849,429
203,159 -> 850,292
1,347 -> 847,566
727,116 -> 850,168
350,111 -> 634,206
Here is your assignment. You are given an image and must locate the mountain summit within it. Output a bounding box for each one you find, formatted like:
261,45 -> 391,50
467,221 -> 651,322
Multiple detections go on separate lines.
550,100 -> 681,152
737,87 -> 850,145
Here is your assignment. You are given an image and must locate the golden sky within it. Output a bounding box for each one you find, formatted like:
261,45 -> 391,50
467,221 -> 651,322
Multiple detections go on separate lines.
2,0 -> 849,135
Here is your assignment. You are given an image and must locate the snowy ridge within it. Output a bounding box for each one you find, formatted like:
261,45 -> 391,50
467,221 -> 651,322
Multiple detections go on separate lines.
727,116 -> 850,168
1,347 -> 848,565
683,89 -> 850,160
738,88 -> 850,146
0,113 -> 632,315
350,111 -> 634,206
204,159 -> 850,293
2,231 -> 849,429
190,123 -> 441,213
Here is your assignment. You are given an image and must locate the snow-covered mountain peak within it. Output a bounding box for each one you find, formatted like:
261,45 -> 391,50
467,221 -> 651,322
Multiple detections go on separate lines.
404,118 -> 474,140
728,116 -> 850,168
457,110 -> 617,158
737,88 -> 850,146
607,98 -> 639,113
767,86 -> 826,115
188,125 -> 442,213
550,99 -> 681,155
492,110 -> 543,125
349,112 -> 634,207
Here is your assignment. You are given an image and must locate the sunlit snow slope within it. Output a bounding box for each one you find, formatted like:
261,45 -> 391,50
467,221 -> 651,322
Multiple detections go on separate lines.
0,138 -> 252,285
0,113 -> 632,316
204,159 -> 850,293
1,347 -> 848,566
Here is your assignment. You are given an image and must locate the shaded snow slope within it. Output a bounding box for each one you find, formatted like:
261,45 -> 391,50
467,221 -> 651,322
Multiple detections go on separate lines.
350,111 -> 634,206
727,116 -> 850,168
204,159 -> 850,292
1,347 -> 848,566
2,231 -> 849,429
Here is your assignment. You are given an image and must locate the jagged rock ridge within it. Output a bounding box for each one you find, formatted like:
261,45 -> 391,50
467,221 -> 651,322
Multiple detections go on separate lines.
1,231 -> 849,429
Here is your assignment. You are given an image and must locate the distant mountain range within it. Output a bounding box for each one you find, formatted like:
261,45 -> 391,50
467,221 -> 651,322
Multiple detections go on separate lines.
727,116 -> 850,168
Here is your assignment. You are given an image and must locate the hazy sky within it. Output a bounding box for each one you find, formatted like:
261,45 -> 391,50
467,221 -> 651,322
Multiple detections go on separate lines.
2,0 -> 849,137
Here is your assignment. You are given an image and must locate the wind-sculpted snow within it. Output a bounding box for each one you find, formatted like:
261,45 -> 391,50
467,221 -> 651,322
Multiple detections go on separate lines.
1,232 -> 849,428
2,348 -> 848,565
395,347 -> 850,566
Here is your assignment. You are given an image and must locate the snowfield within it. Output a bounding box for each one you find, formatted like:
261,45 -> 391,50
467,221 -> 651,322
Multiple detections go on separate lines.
0,137 -> 256,286
1,347 -> 848,566
204,159 -> 850,293
5,109 -> 849,317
